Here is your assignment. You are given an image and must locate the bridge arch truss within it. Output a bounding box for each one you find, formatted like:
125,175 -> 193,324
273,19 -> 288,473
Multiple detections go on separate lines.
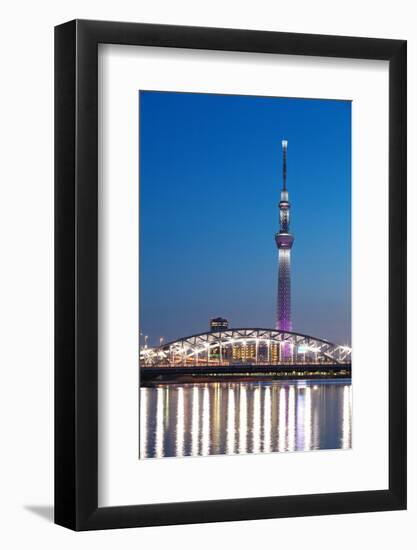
140,328 -> 351,367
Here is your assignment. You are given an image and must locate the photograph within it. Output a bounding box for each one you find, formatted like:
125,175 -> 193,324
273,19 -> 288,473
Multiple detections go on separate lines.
138,91 -> 352,459
0,2 -> 408,540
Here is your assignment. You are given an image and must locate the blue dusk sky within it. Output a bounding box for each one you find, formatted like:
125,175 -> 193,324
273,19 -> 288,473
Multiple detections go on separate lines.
139,91 -> 351,347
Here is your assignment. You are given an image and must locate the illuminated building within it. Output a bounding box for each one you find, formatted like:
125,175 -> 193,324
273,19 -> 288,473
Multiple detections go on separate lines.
275,140 -> 294,333
210,317 -> 229,332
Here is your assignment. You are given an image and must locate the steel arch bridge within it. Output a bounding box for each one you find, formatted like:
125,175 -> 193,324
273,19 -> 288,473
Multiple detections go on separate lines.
140,328 -> 351,367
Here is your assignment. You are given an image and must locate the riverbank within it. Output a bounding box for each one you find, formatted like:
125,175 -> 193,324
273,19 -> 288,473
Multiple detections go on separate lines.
140,363 -> 351,386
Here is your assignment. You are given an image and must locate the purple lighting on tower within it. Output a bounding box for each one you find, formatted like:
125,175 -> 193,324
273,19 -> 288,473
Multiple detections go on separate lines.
275,140 -> 294,349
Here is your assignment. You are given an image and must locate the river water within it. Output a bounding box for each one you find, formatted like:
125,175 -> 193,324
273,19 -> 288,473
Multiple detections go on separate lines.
140,379 -> 352,459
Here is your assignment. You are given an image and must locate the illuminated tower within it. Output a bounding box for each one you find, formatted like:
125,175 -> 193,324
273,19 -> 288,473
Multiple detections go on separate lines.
275,140 -> 294,332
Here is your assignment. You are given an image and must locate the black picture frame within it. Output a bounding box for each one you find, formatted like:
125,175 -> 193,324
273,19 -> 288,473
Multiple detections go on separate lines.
55,19 -> 407,531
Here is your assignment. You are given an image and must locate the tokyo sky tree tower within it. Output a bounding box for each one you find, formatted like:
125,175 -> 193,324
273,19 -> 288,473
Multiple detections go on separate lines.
275,140 -> 294,333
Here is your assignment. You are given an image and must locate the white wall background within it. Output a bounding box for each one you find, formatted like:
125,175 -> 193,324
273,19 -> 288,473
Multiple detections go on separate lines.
0,0 -> 414,548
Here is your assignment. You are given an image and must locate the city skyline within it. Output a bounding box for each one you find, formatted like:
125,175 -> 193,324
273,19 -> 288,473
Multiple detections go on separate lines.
139,91 -> 351,347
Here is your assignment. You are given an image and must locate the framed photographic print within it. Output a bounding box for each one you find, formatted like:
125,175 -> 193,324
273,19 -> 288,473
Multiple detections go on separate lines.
55,20 -> 407,530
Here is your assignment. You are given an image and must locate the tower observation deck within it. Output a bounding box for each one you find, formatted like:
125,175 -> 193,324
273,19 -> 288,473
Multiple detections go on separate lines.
275,140 -> 294,332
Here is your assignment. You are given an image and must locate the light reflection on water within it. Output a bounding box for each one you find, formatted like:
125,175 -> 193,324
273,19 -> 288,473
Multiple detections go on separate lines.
139,379 -> 352,459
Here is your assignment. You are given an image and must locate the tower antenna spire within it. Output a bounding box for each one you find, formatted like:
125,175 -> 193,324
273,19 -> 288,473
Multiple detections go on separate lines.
282,139 -> 288,191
